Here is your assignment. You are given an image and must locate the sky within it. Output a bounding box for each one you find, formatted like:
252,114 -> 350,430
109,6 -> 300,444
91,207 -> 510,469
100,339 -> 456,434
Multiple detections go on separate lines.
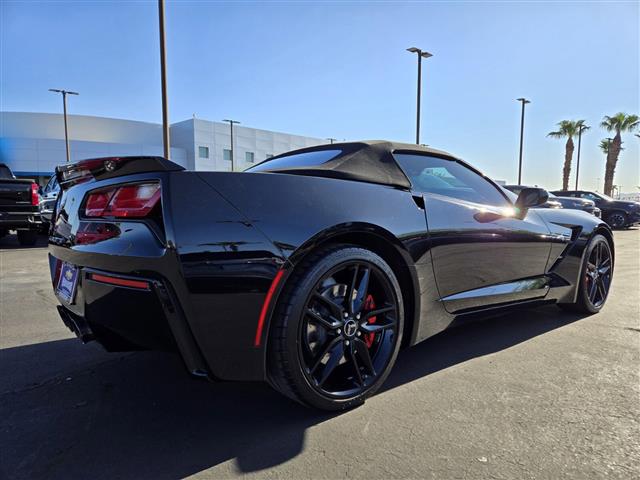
1,1 -> 638,191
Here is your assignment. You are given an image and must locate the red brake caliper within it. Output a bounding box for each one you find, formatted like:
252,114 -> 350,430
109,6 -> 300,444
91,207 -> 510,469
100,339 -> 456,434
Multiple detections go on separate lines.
363,294 -> 376,348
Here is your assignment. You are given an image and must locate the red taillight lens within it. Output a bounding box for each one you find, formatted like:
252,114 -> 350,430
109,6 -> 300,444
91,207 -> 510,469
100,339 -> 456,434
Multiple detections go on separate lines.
31,183 -> 40,206
76,222 -> 121,244
84,183 -> 161,218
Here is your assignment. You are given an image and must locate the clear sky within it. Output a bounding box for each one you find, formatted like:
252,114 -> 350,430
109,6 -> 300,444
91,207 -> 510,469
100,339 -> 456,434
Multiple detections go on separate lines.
1,1 -> 638,191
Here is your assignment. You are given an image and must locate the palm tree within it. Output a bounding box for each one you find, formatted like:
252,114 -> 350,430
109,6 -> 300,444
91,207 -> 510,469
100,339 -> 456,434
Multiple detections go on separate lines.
600,113 -> 639,195
548,120 -> 585,190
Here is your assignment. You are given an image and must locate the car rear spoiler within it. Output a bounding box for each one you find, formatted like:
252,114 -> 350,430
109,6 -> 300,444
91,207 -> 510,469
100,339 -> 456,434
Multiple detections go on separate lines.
55,156 -> 185,190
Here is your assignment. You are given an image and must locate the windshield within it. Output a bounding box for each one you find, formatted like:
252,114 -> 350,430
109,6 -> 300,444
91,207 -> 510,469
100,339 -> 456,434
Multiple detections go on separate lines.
594,192 -> 615,201
0,165 -> 14,179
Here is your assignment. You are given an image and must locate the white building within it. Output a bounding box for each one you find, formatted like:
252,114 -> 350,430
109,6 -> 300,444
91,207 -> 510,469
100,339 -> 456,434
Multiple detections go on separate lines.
0,111 -> 326,184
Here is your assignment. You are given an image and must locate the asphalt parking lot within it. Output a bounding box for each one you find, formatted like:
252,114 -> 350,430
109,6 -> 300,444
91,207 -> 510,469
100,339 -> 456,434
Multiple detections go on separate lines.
1,229 -> 638,480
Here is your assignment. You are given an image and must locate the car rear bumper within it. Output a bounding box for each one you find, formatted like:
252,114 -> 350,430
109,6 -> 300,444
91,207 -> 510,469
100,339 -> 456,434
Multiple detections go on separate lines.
51,259 -> 177,352
0,210 -> 43,229
48,241 -> 212,378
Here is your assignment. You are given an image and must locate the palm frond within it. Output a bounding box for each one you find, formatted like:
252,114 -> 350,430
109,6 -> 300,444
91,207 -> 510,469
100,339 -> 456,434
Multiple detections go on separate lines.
601,112 -> 639,132
547,120 -> 580,138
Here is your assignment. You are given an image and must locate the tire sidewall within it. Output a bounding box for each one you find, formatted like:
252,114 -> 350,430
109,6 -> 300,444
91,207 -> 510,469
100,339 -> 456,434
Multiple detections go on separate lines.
283,247 -> 404,410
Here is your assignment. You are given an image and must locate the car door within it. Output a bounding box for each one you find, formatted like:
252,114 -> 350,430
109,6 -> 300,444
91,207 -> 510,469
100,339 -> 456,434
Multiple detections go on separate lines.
394,153 -> 562,314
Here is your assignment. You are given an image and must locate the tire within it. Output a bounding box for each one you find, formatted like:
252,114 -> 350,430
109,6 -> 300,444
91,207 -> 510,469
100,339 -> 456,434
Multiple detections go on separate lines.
558,234 -> 613,314
606,211 -> 627,229
17,230 -> 38,246
268,245 -> 404,411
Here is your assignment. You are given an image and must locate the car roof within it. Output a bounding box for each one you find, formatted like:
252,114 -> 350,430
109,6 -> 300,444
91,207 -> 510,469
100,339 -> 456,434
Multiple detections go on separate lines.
255,140 -> 459,189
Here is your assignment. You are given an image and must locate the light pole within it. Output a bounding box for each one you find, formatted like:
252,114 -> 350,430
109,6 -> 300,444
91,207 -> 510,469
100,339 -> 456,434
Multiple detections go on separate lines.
327,138 -> 337,144
574,122 -> 589,190
49,89 -> 78,162
223,119 -> 240,171
406,47 -> 433,145
516,98 -> 530,185
158,0 -> 170,159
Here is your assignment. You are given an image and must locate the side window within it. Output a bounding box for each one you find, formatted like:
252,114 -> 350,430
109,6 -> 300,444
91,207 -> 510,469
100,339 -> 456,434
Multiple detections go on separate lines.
581,192 -> 598,201
394,153 -> 510,207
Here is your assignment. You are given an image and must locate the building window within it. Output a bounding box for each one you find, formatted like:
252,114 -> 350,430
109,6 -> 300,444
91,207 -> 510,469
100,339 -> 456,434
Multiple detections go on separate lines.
266,154 -> 274,159
198,146 -> 209,158
223,149 -> 232,161
245,151 -> 255,163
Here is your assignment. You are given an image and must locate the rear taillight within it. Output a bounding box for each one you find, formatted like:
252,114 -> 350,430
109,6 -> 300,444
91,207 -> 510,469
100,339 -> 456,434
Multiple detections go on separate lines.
31,183 -> 40,206
76,222 -> 121,244
84,183 -> 161,218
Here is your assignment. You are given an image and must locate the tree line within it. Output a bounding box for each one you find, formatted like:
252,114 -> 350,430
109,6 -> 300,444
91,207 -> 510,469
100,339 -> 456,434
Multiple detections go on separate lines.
547,113 -> 639,195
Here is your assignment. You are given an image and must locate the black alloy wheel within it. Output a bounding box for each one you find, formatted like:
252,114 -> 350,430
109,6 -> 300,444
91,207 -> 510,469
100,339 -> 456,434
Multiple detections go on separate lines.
559,234 -> 613,314
607,212 -> 627,229
583,238 -> 613,309
268,246 -> 403,410
300,260 -> 398,398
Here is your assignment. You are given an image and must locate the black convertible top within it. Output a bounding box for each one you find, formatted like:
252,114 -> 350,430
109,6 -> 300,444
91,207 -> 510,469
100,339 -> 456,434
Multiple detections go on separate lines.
248,140 -> 458,189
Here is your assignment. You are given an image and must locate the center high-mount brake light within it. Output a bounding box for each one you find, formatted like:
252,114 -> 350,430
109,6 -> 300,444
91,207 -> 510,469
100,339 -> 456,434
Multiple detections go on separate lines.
85,183 -> 161,218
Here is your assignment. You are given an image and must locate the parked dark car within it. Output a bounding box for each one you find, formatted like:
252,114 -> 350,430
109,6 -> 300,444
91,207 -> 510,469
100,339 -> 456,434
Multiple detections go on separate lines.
504,185 -> 601,217
39,174 -> 60,228
551,190 -> 640,228
49,142 -> 614,410
0,163 -> 43,245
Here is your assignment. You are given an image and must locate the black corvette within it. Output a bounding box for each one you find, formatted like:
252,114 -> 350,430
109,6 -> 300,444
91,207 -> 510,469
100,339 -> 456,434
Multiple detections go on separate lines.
49,141 -> 615,410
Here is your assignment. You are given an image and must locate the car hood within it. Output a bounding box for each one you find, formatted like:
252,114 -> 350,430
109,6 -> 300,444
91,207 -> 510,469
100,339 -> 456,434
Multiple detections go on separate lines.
554,196 -> 595,208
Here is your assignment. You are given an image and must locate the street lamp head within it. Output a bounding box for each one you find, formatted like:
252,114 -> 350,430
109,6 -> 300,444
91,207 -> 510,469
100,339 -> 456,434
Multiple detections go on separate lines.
49,89 -> 79,95
516,98 -> 531,104
407,47 -> 433,58
222,119 -> 240,124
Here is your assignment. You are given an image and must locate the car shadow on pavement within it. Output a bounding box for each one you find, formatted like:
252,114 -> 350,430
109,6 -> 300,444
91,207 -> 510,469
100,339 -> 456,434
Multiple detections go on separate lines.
0,233 -> 48,250
0,305 -> 588,480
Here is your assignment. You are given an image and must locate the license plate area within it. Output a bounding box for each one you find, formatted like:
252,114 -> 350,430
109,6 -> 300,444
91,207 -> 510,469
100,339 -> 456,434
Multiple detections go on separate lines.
56,262 -> 79,304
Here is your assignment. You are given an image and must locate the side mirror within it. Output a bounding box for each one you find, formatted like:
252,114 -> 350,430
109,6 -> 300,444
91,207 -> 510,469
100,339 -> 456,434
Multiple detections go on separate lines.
515,187 -> 548,209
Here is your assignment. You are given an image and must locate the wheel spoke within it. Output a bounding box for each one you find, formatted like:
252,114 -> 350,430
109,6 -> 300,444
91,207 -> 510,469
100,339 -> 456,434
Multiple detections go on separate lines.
313,292 -> 344,318
598,265 -> 611,276
361,318 -> 396,334
363,305 -> 394,321
306,308 -> 340,330
353,338 -> 376,376
346,265 -> 359,314
588,277 -> 598,302
352,267 -> 370,314
596,278 -> 607,302
310,337 -> 341,374
318,342 -> 344,386
348,344 -> 364,387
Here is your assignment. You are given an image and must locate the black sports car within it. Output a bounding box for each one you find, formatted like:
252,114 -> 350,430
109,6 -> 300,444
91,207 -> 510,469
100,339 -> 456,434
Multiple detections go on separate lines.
49,141 -> 615,411
551,190 -> 640,229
